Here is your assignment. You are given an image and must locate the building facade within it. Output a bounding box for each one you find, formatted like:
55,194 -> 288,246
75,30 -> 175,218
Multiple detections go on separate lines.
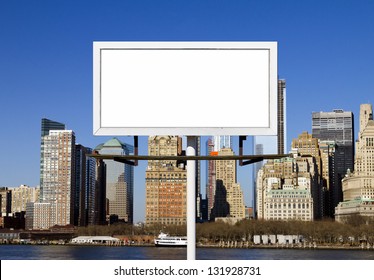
145,166 -> 187,225
94,138 -> 134,224
318,140 -> 336,216
211,148 -> 245,220
312,109 -> 354,216
145,136 -> 187,225
0,187 -> 12,217
335,104 -> 374,222
26,119 -> 76,229
291,132 -> 323,219
253,143 -> 264,219
206,138 -> 216,221
88,158 -> 106,225
25,202 -> 53,230
9,185 -> 39,214
39,118 -> 65,200
75,145 -> 96,226
277,79 -> 286,154
39,129 -> 76,227
256,156 -> 314,221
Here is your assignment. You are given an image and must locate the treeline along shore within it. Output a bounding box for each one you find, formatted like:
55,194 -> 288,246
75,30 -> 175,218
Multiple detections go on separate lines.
2,216 -> 374,248
74,216 -> 374,247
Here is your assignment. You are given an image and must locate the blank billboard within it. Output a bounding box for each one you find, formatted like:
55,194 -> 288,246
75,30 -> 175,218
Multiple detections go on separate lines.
93,41 -> 277,136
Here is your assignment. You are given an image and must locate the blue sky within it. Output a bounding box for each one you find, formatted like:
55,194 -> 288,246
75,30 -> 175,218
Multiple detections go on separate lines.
1,0 -> 374,223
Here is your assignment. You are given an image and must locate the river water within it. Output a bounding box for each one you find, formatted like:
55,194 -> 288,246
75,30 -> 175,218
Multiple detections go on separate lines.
1,245 -> 374,260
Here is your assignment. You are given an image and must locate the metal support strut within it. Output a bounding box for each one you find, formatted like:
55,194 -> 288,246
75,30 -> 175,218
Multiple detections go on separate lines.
113,136 -> 138,166
239,136 -> 263,166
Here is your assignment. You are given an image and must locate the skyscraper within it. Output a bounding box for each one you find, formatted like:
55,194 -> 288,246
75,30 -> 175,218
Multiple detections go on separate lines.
27,119 -> 76,229
75,145 -> 96,226
359,104 -> 372,133
88,158 -> 106,225
253,143 -> 264,219
253,79 -> 286,218
213,136 -> 232,152
312,109 -> 354,216
94,138 -> 134,224
206,135 -> 233,221
211,148 -> 245,220
277,79 -> 286,154
41,118 -> 66,137
318,140 -> 336,217
145,136 -> 187,225
41,129 -> 76,226
291,132 -> 323,219
40,118 -> 65,200
206,138 -> 216,220
335,104 -> 374,222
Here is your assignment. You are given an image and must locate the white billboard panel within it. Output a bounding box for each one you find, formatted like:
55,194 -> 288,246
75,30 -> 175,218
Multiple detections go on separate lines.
93,41 -> 277,136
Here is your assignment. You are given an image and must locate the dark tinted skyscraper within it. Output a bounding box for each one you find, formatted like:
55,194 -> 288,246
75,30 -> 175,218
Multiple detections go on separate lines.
312,109 -> 354,217
75,145 -> 96,226
41,118 -> 65,137
89,158 -> 106,226
277,79 -> 286,154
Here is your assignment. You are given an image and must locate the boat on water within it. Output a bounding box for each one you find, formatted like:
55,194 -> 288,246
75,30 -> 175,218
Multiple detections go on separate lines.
154,232 -> 187,247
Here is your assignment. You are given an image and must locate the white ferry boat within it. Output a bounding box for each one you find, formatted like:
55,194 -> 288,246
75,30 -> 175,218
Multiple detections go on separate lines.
154,232 -> 187,247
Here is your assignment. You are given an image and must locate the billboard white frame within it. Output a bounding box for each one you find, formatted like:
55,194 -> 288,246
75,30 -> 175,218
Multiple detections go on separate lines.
93,41 -> 277,136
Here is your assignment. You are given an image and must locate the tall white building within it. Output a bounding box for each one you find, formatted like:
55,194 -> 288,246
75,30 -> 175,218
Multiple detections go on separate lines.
256,157 -> 314,221
335,104 -> 374,222
27,122 -> 76,230
41,130 -> 75,226
39,118 -> 66,198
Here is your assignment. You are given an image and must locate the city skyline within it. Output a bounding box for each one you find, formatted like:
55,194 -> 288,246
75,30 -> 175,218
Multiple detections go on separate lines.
2,1 -> 374,223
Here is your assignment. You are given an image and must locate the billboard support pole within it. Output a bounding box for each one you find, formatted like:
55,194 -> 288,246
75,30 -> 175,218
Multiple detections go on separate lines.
186,136 -> 197,260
